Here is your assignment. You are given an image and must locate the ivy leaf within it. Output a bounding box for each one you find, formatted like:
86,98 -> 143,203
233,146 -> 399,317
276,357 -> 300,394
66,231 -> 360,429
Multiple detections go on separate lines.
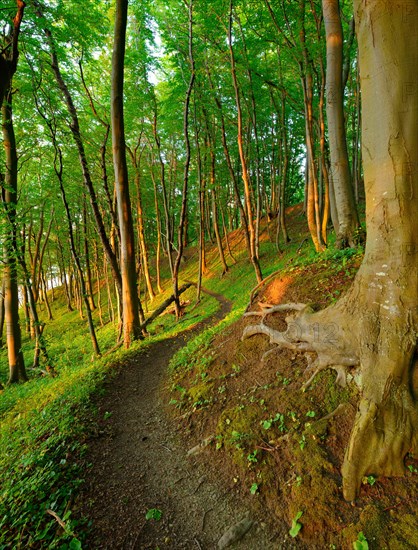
250,483 -> 259,494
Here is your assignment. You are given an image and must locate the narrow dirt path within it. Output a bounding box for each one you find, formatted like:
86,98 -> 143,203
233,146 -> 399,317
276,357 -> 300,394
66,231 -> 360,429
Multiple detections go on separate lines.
76,290 -> 285,549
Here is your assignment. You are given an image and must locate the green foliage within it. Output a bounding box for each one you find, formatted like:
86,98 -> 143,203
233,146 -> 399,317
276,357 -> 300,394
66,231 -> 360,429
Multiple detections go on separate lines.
261,413 -> 287,432
249,482 -> 259,495
289,511 -> 303,538
353,531 -> 369,550
247,450 -> 258,464
364,475 -> 376,486
145,508 -> 163,521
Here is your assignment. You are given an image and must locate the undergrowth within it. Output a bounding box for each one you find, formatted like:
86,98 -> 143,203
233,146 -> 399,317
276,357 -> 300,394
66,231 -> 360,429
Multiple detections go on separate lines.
0,277 -> 218,548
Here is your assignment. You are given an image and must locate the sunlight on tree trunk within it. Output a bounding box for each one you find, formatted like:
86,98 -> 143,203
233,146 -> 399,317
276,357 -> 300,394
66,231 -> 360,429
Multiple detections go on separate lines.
2,92 -> 27,383
111,0 -> 142,347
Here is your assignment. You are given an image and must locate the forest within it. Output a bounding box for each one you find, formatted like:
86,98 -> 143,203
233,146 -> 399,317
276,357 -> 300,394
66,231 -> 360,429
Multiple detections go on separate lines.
0,0 -> 417,548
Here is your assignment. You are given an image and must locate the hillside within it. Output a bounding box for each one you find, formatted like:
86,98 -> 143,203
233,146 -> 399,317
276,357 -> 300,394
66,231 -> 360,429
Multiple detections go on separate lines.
1,205 -> 416,549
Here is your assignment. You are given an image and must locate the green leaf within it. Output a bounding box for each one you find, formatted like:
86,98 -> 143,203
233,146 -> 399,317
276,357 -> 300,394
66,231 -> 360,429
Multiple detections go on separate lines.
69,538 -> 82,550
145,508 -> 162,521
353,531 -> 369,550
289,511 -> 303,538
250,483 -> 259,495
306,410 -> 316,417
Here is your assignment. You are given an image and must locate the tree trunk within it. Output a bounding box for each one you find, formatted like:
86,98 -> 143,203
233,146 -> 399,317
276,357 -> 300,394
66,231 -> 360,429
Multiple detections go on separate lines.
172,0 -> 195,317
111,0 -> 142,346
228,0 -> 263,283
54,146 -> 101,356
0,278 -> 5,348
340,0 -> 418,499
211,188 -> 228,275
322,0 -> 360,247
37,16 -> 123,302
130,150 -> 155,302
1,91 -> 27,383
83,198 -> 96,311
0,0 -> 25,109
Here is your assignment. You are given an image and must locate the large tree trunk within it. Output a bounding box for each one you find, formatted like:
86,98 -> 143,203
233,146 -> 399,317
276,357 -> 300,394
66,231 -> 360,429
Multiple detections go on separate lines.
243,0 -> 417,502
111,0 -> 141,346
322,0 -> 360,248
340,0 -> 418,500
228,0 -> 263,283
0,1 -> 25,109
1,92 -> 27,383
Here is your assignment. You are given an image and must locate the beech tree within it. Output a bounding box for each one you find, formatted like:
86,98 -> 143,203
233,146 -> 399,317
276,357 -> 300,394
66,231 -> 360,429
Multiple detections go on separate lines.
112,0 -> 142,346
243,0 -> 417,500
1,0 -> 27,383
322,0 -> 360,248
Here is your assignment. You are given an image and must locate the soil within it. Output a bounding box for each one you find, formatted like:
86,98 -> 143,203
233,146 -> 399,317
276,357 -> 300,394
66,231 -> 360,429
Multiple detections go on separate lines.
168,261 -> 418,549
76,244 -> 418,549
76,288 -> 298,549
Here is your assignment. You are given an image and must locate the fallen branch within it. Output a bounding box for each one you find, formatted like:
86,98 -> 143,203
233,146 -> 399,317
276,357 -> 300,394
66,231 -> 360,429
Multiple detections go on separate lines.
46,509 -> 71,534
138,282 -> 192,332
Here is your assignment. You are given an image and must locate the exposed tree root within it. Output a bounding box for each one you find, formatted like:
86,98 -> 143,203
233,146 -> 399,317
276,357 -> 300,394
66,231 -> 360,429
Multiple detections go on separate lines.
242,296 -> 418,501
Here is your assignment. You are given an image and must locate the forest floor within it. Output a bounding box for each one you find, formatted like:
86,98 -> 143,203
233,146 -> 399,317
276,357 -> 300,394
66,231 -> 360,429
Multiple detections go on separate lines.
75,246 -> 418,549
75,288 -> 296,549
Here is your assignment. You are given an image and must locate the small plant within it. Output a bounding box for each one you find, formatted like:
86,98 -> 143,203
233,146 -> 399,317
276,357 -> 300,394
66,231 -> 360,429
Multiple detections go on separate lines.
306,410 -> 316,418
362,475 -> 376,486
408,464 -> 418,474
299,435 -> 306,450
353,531 -> 369,550
250,482 -> 259,495
289,510 -> 303,538
103,411 -> 112,420
229,430 -> 250,449
261,413 -> 286,432
294,475 -> 302,487
145,508 -> 163,521
247,450 -> 258,464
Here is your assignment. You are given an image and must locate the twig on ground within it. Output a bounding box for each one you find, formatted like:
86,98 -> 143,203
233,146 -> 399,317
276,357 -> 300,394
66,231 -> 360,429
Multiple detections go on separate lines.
46,509 -> 68,532
201,508 -> 213,532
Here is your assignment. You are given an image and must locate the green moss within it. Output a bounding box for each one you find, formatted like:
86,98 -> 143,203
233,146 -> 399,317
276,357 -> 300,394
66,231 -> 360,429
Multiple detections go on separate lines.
388,513 -> 418,549
283,435 -> 343,544
186,381 -> 214,408
342,506 -> 418,550
217,405 -> 260,466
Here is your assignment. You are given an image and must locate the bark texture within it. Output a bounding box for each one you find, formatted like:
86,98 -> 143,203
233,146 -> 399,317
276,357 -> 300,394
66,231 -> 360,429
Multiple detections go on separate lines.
323,0 -> 360,247
111,0 -> 141,346
1,93 -> 27,382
